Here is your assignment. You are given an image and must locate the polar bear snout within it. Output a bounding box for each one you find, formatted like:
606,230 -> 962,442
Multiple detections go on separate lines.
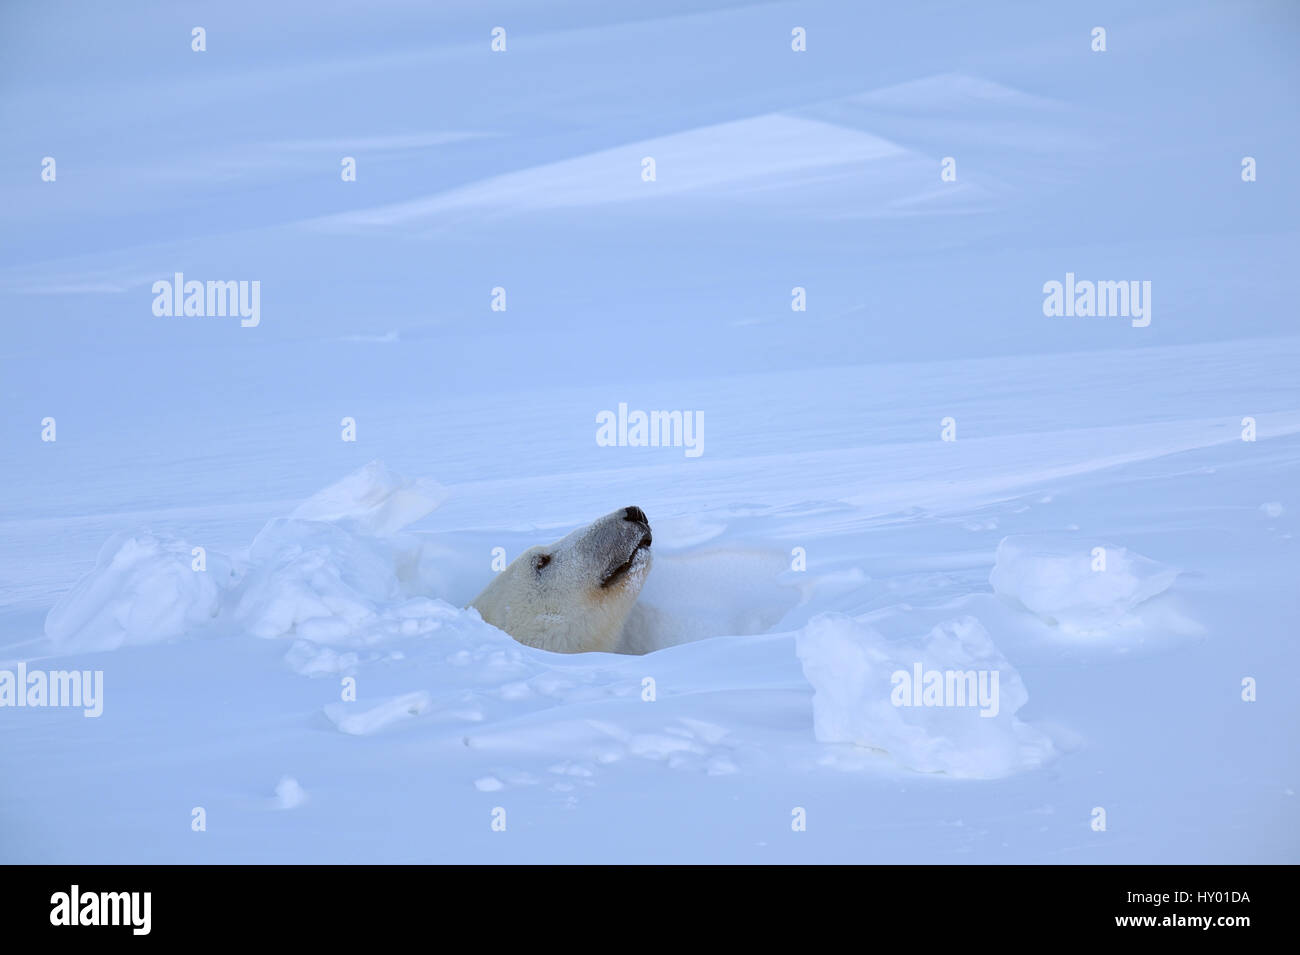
623,505 -> 652,546
596,507 -> 652,589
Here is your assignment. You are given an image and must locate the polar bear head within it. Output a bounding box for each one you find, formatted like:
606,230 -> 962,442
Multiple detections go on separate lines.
470,506 -> 653,653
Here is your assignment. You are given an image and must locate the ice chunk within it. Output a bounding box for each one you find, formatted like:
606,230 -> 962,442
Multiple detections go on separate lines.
237,517 -> 456,646
232,463 -> 451,643
989,535 -> 1178,634
234,518 -> 398,641
795,612 -> 1053,778
290,460 -> 446,536
44,531 -> 233,651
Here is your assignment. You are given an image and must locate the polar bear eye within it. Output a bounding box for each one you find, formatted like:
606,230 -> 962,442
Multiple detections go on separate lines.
534,554 -> 551,572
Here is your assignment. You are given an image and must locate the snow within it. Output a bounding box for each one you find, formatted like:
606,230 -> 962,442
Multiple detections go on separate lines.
1,0 -> 1298,863
796,613 -> 1054,779
44,531 -> 232,652
325,691 -> 434,736
289,460 -> 447,536
989,535 -> 1180,635
43,461 -> 451,649
273,776 -> 307,810
315,114 -> 952,229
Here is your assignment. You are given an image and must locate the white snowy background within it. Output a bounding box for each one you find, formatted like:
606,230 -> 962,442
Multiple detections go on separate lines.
1,0 -> 1297,862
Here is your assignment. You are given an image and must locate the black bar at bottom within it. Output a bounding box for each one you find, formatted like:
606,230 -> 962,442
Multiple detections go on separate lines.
2,864 -> 1276,940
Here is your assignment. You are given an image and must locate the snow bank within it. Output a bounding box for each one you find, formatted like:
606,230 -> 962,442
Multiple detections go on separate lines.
795,613 -> 1053,778
235,463 -> 452,643
989,535 -> 1179,634
234,518 -> 400,641
44,461 -> 450,650
45,531 -> 234,651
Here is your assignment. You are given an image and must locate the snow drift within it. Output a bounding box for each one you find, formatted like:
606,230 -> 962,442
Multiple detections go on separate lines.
44,531 -> 234,651
989,535 -> 1179,635
44,461 -> 448,651
795,612 -> 1054,778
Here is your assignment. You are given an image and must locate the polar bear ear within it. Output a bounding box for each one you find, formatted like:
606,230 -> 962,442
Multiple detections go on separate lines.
533,553 -> 552,572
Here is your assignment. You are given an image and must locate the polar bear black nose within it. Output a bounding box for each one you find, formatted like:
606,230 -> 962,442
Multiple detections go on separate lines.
623,506 -> 649,526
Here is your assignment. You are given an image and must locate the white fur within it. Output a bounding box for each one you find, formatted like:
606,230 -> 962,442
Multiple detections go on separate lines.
469,509 -> 652,653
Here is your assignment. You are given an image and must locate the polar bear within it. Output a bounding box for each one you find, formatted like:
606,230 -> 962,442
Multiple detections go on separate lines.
469,507 -> 653,653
